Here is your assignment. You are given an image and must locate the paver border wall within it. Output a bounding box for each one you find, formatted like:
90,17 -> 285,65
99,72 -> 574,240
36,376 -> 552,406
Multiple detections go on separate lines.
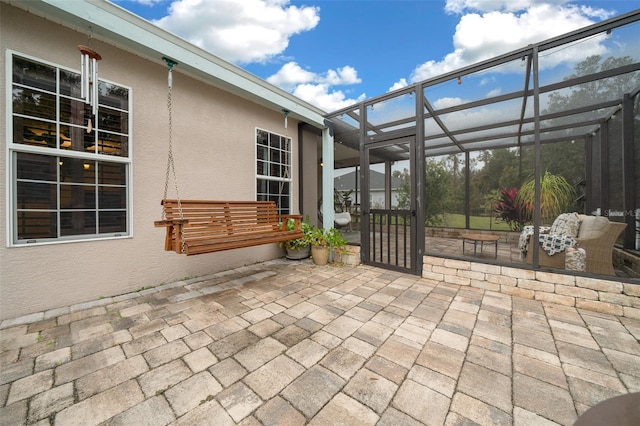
614,247 -> 640,278
423,255 -> 640,319
425,228 -> 639,277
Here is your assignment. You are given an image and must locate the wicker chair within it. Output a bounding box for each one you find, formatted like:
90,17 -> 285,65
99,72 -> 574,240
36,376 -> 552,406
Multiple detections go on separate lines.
525,220 -> 626,275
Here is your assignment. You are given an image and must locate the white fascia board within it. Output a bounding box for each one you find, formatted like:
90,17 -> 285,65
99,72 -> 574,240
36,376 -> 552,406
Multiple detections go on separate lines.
17,0 -> 327,128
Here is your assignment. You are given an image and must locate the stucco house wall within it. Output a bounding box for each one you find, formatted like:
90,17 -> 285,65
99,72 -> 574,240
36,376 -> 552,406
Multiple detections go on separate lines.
301,130 -> 320,227
0,3 -> 320,320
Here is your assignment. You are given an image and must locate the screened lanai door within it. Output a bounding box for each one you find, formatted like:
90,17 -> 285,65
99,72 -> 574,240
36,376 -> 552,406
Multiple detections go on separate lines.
362,138 -> 418,274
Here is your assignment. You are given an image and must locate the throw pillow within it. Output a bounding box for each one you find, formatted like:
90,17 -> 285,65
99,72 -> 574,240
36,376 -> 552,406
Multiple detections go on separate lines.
577,216 -> 609,239
549,212 -> 580,237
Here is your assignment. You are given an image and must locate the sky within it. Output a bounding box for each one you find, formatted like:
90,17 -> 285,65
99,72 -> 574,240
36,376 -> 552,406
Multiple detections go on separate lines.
113,0 -> 640,113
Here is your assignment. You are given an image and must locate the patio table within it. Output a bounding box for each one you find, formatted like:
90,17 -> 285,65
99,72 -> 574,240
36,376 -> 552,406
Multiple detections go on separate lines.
461,233 -> 499,258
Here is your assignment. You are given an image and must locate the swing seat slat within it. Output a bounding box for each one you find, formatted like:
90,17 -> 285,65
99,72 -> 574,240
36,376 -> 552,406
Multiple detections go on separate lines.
154,200 -> 303,255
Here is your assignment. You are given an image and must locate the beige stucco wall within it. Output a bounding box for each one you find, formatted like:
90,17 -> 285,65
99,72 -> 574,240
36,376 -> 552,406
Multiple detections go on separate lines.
0,5 -> 315,320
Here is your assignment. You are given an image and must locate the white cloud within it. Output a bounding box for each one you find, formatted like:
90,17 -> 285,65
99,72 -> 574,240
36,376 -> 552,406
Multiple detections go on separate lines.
578,5 -> 616,20
123,0 -> 165,5
388,78 -> 409,92
267,62 -> 365,111
444,0 -> 571,14
433,97 -> 466,109
325,66 -> 361,86
153,0 -> 320,64
480,76 -> 495,86
291,83 -> 366,112
267,62 -> 362,90
411,2 -> 614,83
266,62 -> 317,91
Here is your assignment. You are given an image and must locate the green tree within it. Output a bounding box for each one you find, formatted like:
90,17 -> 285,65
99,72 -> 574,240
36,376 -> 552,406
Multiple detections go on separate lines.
470,148 -> 522,218
474,148 -> 522,195
394,169 -> 410,210
487,55 -> 638,215
423,159 -> 451,226
395,159 -> 451,226
527,55 -> 640,191
445,154 -> 465,215
547,55 -> 639,113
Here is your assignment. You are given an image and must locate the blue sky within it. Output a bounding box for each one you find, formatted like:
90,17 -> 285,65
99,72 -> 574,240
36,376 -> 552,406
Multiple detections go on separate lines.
114,0 -> 639,112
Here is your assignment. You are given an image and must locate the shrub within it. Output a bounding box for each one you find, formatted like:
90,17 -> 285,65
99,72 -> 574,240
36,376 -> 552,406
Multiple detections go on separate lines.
493,187 -> 532,231
280,216 -> 313,250
517,171 -> 576,224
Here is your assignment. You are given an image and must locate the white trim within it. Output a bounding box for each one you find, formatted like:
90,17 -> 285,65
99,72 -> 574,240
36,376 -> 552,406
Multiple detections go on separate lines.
5,49 -> 13,248
255,126 -> 293,214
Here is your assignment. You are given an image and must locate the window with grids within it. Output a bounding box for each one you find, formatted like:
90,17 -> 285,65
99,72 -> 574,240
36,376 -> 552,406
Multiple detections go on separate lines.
256,128 -> 291,215
9,53 -> 131,245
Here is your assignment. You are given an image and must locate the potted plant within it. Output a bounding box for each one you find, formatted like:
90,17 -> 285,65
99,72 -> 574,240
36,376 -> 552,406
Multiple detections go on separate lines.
280,217 -> 312,260
338,190 -> 354,212
326,227 -> 348,263
308,227 -> 330,265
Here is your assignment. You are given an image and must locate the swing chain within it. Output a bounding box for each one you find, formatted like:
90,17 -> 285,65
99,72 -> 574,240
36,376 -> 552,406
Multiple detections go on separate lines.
162,58 -> 185,253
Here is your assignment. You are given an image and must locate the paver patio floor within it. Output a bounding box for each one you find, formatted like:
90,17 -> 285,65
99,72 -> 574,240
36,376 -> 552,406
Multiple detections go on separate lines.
1,259 -> 639,425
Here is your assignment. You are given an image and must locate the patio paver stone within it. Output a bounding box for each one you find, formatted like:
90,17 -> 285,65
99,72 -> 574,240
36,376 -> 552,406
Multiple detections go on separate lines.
1,259 -> 639,425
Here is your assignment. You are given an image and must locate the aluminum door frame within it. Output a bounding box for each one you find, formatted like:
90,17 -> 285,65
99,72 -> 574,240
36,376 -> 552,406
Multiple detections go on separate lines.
361,137 -> 418,274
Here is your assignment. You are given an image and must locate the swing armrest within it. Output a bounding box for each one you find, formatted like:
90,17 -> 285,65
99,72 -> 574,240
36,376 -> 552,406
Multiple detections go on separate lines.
154,219 -> 189,227
278,214 -> 303,231
155,219 -> 189,253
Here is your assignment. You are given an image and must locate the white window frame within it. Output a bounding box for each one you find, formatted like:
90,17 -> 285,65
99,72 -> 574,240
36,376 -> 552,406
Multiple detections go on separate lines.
5,50 -> 133,247
255,127 -> 292,215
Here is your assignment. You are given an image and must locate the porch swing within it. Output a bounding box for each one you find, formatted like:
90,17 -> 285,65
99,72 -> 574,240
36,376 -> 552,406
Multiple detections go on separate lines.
153,58 -> 303,255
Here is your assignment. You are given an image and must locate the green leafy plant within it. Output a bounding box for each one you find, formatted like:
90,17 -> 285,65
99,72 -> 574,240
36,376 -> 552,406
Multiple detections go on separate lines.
308,227 -> 329,247
493,187 -> 532,231
337,189 -> 354,211
517,171 -> 576,224
325,227 -> 348,254
280,216 -> 313,250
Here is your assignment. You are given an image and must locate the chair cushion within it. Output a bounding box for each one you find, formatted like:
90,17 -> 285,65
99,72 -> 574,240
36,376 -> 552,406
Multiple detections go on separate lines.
334,212 -> 351,226
549,212 -> 581,237
578,216 -> 609,239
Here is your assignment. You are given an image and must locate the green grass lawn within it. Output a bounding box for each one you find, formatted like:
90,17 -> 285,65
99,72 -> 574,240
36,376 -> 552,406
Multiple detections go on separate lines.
369,212 -> 515,231
441,213 -> 513,231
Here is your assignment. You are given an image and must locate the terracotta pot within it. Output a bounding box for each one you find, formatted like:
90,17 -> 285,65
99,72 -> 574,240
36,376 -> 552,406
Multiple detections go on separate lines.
311,245 -> 329,266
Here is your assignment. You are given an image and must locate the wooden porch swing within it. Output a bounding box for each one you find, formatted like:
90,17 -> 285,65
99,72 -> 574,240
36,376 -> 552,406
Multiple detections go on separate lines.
153,58 -> 302,255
